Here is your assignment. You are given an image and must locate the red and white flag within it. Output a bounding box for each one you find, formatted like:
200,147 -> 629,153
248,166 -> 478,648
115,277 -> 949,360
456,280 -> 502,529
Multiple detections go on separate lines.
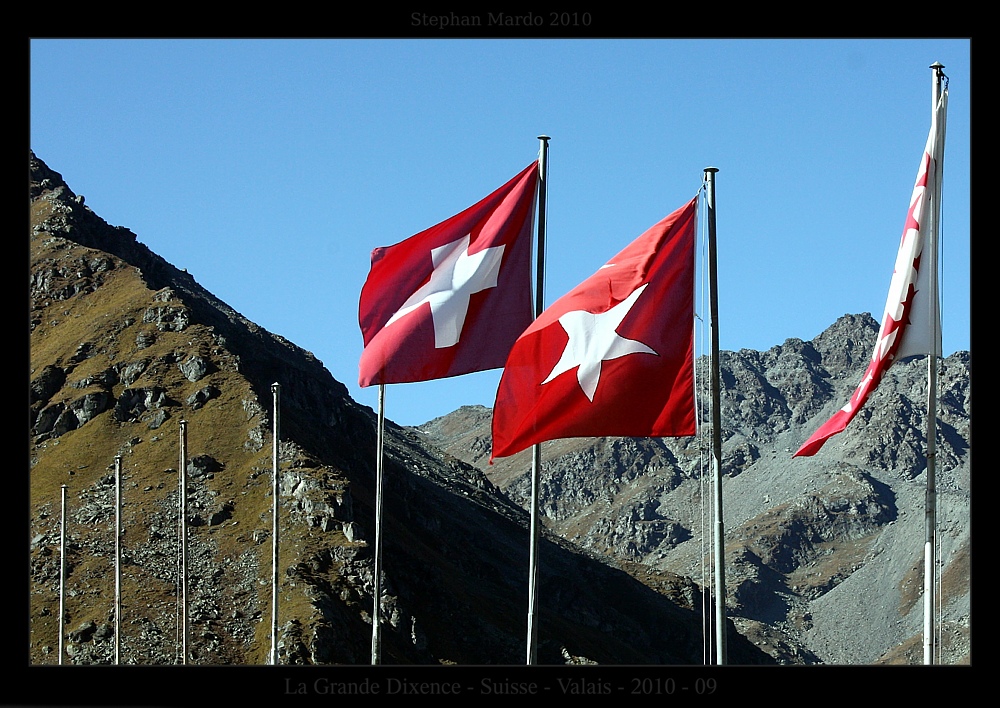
491,197 -> 698,461
795,88 -> 947,457
359,162 -> 538,387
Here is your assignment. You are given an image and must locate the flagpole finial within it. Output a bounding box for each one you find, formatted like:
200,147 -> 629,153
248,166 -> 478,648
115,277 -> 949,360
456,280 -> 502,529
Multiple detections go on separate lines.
704,166 -> 719,174
930,61 -> 944,70
537,134 -> 550,142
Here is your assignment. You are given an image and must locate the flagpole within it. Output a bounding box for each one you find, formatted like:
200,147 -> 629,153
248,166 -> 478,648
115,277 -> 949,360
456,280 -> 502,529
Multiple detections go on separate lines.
178,419 -> 188,665
704,167 -> 727,666
114,455 -> 122,665
371,382 -> 386,664
271,382 -> 281,665
526,135 -> 550,665
58,484 -> 67,666
923,61 -> 946,666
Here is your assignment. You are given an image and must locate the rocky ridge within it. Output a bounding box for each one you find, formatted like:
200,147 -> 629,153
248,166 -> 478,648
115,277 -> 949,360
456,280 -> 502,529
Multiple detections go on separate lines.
418,317 -> 971,664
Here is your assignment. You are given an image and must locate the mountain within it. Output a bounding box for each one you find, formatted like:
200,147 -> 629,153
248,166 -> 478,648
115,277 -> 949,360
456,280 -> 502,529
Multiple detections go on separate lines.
419,318 -> 971,664
28,149 -> 773,670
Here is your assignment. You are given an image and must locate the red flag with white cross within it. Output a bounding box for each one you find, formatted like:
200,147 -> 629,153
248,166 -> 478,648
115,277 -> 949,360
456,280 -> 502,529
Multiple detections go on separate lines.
359,162 -> 538,387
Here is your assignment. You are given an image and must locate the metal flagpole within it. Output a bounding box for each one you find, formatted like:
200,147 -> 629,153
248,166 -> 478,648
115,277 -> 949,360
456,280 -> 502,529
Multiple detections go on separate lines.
526,135 -> 549,665
696,217 -> 713,664
704,167 -> 727,665
924,61 -> 947,666
271,382 -> 281,665
114,455 -> 122,665
58,484 -> 67,666
371,383 -> 386,664
178,419 -> 188,665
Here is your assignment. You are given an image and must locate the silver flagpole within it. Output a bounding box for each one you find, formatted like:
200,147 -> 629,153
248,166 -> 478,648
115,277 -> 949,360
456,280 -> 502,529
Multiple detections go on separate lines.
924,61 -> 947,666
704,167 -> 727,665
271,382 -> 281,665
526,135 -> 549,665
371,383 -> 386,664
179,419 -> 188,665
58,484 -> 67,666
114,455 -> 122,665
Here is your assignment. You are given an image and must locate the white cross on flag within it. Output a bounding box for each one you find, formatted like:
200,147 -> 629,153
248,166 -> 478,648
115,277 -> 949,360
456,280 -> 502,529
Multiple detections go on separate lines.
359,162 -> 538,387
491,197 -> 698,461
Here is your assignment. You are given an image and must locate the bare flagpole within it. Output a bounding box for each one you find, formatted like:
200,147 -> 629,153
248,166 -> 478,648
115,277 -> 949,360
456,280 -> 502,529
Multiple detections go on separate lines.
58,484 -> 67,666
371,382 -> 386,664
271,382 -> 281,665
924,61 -> 947,666
178,419 -> 188,665
525,135 -> 549,665
704,167 -> 727,665
114,455 -> 122,665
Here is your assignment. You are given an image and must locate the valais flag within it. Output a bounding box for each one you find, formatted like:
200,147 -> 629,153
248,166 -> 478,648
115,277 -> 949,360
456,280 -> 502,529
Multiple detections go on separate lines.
794,87 -> 947,457
359,162 -> 538,387
491,197 -> 697,460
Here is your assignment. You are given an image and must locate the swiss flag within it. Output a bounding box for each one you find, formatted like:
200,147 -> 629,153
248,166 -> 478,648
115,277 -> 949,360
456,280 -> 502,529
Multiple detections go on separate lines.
491,197 -> 697,460
794,86 -> 946,457
359,162 -> 538,387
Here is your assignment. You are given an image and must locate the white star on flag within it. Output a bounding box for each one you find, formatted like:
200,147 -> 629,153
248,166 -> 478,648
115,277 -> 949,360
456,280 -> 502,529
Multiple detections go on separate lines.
542,283 -> 658,401
384,234 -> 505,348
491,197 -> 697,460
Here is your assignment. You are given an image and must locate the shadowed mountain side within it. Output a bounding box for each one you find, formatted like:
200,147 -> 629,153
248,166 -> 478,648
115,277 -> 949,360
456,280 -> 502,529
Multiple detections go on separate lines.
350,423 -> 765,664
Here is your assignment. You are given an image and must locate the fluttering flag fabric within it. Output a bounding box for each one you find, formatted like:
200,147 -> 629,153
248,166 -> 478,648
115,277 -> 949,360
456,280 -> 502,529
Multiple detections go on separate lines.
794,87 -> 947,457
491,197 -> 698,460
359,162 -> 539,387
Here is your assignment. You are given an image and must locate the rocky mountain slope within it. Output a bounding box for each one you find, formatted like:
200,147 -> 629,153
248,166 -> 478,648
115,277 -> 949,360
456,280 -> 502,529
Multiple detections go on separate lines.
28,149 -> 773,668
419,316 -> 971,664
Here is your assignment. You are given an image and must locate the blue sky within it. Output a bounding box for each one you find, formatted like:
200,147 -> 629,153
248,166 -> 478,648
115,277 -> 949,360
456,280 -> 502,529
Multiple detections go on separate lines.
29,38 -> 971,427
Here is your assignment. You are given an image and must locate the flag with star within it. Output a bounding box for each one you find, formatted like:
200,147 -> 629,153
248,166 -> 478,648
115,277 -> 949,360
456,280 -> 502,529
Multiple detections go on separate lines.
359,162 -> 538,387
491,196 -> 697,460
794,84 -> 946,457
